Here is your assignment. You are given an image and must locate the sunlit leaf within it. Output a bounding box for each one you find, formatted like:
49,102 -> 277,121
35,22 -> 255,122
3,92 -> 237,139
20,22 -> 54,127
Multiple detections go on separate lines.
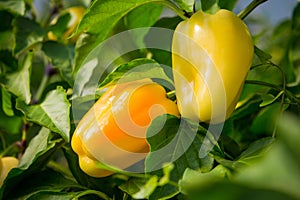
19,127 -> 54,169
99,58 -> 173,89
74,0 -> 170,73
16,86 -> 71,141
120,176 -> 158,199
0,1 -> 25,16
259,91 -> 283,107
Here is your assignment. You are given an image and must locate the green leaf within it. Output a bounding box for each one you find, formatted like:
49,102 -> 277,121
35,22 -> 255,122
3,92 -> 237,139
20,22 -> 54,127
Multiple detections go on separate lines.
3,168 -> 79,200
99,58 -> 173,88
120,176 -> 158,199
181,179 -> 297,200
240,63 -> 282,104
49,13 -> 71,39
250,103 -> 287,135
235,142 -> 300,199
144,16 -> 182,68
0,31 -> 14,50
74,0 -> 167,73
18,127 -> 54,169
23,191 -> 77,200
124,3 -> 163,48
254,46 -> 272,63
214,137 -> 275,170
158,163 -> 174,186
42,41 -> 74,85
259,91 -> 283,107
145,115 -> 214,199
146,115 -> 213,173
218,0 -> 238,10
1,87 -> 14,116
0,90 -> 22,136
236,137 -> 275,165
195,0 -> 220,14
0,50 -> 18,73
173,0 -> 194,13
13,17 -> 46,55
277,113 -> 300,162
16,86 -> 71,142
0,0 -> 25,16
63,144 -> 117,195
5,51 -> 33,104
179,165 -> 231,194
0,138 -> 64,199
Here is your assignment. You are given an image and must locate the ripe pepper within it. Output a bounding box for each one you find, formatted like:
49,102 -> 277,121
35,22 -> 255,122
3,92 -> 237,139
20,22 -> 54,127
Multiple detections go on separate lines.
0,157 -> 19,186
172,9 -> 254,123
71,79 -> 179,177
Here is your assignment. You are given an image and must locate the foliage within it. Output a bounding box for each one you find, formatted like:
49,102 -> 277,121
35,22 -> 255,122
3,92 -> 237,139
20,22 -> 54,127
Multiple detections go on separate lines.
0,0 -> 299,199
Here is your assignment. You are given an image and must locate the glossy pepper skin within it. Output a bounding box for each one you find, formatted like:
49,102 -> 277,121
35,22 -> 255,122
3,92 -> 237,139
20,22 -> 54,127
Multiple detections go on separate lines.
71,80 -> 179,177
0,157 -> 19,186
172,9 -> 254,123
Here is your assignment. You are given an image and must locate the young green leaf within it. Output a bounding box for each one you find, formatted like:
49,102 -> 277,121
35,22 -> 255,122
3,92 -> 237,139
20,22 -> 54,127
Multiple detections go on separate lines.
99,58 -> 174,89
259,91 -> 284,107
16,86 -> 71,142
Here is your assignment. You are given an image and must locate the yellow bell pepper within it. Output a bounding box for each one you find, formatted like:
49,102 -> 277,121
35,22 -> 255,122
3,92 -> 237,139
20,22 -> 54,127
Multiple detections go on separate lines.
172,9 -> 254,123
0,157 -> 19,186
71,79 -> 179,177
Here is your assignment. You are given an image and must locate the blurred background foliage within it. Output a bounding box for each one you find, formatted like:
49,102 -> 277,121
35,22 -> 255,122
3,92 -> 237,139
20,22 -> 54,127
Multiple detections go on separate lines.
0,0 -> 299,199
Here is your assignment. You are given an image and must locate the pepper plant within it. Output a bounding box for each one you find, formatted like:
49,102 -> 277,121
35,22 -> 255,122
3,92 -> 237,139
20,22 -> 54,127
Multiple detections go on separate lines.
0,0 -> 300,199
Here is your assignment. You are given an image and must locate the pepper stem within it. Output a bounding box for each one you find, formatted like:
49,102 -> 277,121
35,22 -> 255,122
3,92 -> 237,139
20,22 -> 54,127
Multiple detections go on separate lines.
237,0 -> 268,20
156,1 -> 188,20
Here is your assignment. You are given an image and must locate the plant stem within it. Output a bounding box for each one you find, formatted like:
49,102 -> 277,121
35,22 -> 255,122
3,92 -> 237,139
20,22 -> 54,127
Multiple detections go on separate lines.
157,0 -> 188,20
33,72 -> 49,104
33,62 -> 55,103
238,0 -> 268,20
